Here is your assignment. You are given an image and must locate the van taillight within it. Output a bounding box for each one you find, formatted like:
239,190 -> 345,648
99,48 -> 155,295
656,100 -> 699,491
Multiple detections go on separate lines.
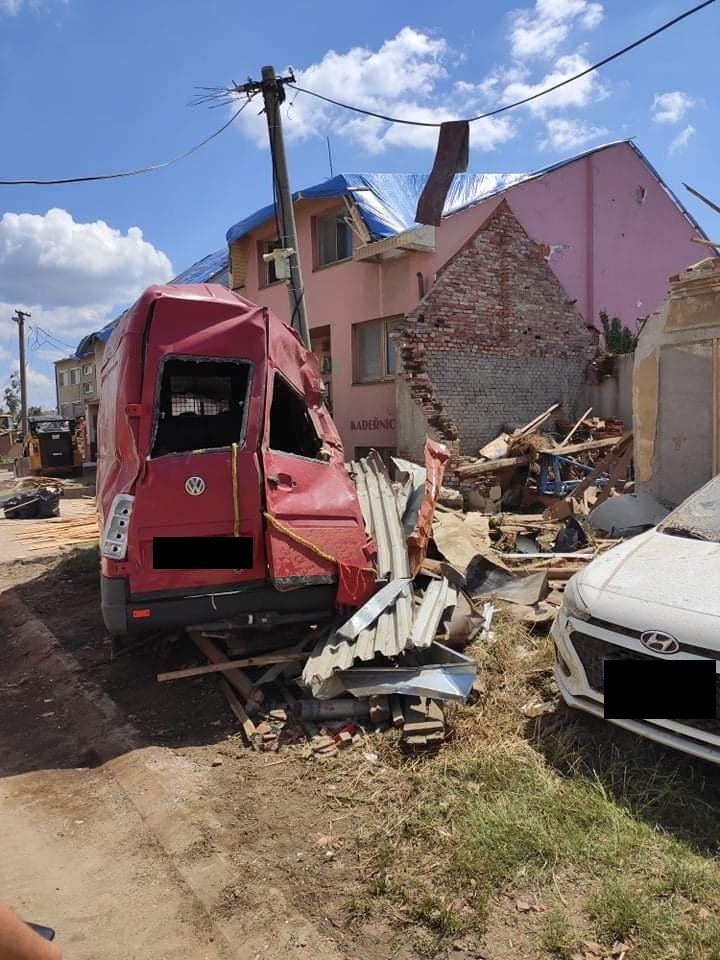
101,494 -> 135,561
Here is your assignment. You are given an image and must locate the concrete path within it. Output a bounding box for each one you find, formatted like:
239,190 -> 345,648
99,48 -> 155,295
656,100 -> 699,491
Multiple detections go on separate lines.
0,497 -> 96,563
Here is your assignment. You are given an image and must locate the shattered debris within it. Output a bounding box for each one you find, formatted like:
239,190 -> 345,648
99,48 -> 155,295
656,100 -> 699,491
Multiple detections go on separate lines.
149,409 -> 640,757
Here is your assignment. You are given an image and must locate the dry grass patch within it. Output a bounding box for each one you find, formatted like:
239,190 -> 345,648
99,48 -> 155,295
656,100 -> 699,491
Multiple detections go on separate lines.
349,616 -> 720,959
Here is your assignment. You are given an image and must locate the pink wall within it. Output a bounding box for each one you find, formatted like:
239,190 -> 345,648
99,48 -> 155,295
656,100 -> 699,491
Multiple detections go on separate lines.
237,142 -> 708,455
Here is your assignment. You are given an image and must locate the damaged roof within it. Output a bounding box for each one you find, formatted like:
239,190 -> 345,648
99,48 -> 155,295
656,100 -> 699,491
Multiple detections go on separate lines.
226,139 -> 708,246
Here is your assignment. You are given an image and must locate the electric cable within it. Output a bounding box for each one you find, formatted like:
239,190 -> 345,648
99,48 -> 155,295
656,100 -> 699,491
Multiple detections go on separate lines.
0,97 -> 255,186
286,0 -> 717,128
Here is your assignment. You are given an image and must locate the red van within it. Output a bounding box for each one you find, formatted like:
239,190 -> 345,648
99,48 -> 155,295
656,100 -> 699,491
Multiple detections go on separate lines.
96,284 -> 373,637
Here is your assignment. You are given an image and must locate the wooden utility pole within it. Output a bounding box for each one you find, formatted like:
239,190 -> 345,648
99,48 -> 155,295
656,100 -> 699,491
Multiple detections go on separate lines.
237,67 -> 309,348
12,309 -> 30,437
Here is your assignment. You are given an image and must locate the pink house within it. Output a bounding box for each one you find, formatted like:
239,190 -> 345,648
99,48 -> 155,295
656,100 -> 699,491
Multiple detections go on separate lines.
226,140 -> 709,460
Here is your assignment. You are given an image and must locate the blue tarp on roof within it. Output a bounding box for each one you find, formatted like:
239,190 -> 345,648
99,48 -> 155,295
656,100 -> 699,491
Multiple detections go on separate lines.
226,171 -> 527,246
73,249 -> 230,357
170,248 -> 228,284
225,139 -> 708,247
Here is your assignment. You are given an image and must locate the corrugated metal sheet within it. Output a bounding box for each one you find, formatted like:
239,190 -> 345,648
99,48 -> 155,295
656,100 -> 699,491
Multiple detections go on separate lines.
303,452 -> 415,696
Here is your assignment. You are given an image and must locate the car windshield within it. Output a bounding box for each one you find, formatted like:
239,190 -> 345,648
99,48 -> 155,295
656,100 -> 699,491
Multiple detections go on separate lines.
658,475 -> 720,542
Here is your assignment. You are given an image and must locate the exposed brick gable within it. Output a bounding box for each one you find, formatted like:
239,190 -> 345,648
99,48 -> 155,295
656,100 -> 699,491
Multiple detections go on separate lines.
396,200 -> 598,458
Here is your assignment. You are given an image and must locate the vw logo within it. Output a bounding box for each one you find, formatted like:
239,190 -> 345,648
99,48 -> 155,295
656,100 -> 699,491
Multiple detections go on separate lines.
185,476 -> 206,496
640,630 -> 680,655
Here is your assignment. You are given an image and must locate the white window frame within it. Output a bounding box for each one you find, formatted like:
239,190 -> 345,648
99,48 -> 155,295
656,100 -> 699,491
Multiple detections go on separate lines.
352,317 -> 402,384
58,370 -> 68,388
83,363 -> 95,377
83,381 -> 94,394
70,367 -> 81,385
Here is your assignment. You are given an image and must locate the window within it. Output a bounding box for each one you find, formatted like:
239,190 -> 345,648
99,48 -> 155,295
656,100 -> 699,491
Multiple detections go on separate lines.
353,317 -> 402,383
83,381 -> 94,394
83,363 -> 95,377
58,370 -> 68,388
268,375 -> 323,460
70,368 -> 81,385
315,211 -> 352,268
151,358 -> 251,458
260,238 -> 283,286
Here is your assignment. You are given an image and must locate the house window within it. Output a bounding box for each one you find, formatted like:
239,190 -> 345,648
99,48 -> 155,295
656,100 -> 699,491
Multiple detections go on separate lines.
353,317 -> 402,383
83,363 -> 95,377
259,238 -> 283,286
83,381 -> 94,394
268,374 -> 323,460
151,357 -> 251,458
58,370 -> 68,388
70,368 -> 81,385
315,211 -> 352,268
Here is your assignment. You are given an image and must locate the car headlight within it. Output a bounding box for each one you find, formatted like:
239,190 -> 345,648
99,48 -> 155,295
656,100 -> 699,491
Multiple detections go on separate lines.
562,575 -> 591,622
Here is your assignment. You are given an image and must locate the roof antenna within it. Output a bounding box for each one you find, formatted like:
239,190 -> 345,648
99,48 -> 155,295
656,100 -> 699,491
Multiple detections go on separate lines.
326,136 -> 334,178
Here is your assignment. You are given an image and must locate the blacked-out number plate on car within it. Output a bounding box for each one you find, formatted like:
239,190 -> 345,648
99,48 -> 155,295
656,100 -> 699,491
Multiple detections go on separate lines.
603,658 -> 715,719
153,537 -> 253,570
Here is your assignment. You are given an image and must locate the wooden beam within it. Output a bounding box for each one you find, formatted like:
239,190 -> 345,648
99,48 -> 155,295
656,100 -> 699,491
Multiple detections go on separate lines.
559,407 -> 592,447
157,648 -> 305,683
219,678 -> 257,749
191,633 -> 259,705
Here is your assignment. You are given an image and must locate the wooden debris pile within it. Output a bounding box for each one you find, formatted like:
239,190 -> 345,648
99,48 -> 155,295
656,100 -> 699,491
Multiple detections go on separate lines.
11,509 -> 99,552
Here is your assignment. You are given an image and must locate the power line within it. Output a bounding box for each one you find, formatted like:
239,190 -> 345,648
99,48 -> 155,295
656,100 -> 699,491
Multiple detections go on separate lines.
0,98 -> 255,186
286,0 -> 717,128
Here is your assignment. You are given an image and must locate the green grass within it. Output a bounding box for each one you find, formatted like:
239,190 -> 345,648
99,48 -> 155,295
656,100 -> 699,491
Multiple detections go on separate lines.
353,619 -> 720,959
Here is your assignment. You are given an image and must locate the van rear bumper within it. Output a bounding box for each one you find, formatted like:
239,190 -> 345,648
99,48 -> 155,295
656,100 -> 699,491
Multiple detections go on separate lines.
101,575 -> 337,637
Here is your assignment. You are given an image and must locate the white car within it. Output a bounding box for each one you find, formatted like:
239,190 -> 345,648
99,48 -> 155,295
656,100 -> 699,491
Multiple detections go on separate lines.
552,474 -> 720,764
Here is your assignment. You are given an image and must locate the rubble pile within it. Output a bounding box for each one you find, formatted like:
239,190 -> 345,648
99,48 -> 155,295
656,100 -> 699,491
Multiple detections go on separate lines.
157,409 -> 639,757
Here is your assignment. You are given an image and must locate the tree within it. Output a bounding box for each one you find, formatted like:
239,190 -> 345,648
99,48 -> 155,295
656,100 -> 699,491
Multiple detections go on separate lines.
3,372 -> 20,417
600,310 -> 636,355
28,405 -> 43,417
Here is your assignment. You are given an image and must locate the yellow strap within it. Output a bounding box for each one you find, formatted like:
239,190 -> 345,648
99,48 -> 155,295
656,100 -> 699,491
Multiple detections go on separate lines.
231,442 -> 240,537
263,511 -> 337,565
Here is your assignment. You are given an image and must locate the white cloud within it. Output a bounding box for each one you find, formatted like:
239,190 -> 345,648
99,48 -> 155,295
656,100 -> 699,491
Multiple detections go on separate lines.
652,91 -> 694,124
498,52 -> 607,115
237,28 -> 515,154
540,116 -> 607,150
669,124 -> 695,155
0,208 -> 172,410
0,0 -> 63,14
510,0 -> 603,59
0,208 -> 172,307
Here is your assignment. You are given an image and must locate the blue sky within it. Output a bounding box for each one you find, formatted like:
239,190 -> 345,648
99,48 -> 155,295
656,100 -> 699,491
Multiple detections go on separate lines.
0,0 -> 718,408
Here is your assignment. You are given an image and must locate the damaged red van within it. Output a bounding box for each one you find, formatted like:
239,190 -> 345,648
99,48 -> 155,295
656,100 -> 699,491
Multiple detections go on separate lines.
96,284 -> 374,636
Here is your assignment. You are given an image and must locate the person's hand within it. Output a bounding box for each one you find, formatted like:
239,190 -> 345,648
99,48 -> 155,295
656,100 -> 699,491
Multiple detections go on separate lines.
0,902 -> 62,960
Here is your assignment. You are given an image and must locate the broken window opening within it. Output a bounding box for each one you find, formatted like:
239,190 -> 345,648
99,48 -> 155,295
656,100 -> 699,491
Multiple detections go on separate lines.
268,374 -> 323,460
152,357 -> 250,458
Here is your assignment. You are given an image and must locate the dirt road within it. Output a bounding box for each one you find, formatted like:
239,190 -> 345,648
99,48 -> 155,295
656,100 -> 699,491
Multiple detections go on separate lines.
0,578 -> 402,960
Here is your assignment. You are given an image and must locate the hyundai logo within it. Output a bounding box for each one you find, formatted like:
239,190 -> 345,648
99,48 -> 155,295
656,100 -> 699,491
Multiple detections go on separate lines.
640,630 -> 680,655
185,476 -> 206,496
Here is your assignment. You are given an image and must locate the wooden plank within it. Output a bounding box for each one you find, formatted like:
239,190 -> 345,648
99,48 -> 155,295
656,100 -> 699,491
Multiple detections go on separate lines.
513,402 -> 560,437
191,633 -> 258,704
219,678 -> 257,749
455,453 -> 532,477
390,695 -> 405,728
157,647 -> 305,683
559,407 -> 592,447
537,436 -> 621,456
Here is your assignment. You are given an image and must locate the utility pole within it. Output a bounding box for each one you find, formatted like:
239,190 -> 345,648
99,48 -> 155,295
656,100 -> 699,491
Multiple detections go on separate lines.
12,309 -> 30,438
237,67 -> 310,348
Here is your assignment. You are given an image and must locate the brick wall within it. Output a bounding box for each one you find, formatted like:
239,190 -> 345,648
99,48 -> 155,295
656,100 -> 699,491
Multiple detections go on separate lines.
396,200 -> 598,459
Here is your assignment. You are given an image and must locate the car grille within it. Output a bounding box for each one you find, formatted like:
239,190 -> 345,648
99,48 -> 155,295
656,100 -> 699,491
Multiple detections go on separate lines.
569,631 -> 720,738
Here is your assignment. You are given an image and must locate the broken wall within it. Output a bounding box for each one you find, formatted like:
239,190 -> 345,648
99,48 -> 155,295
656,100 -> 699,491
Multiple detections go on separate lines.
633,257 -> 720,507
395,201 -> 598,461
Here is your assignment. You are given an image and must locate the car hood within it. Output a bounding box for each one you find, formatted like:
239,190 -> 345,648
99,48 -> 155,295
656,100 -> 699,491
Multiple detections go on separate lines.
576,528 -> 720,640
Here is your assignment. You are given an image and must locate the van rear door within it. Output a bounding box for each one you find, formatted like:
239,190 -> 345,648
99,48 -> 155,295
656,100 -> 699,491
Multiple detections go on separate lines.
261,368 -> 369,591
126,294 -> 267,597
